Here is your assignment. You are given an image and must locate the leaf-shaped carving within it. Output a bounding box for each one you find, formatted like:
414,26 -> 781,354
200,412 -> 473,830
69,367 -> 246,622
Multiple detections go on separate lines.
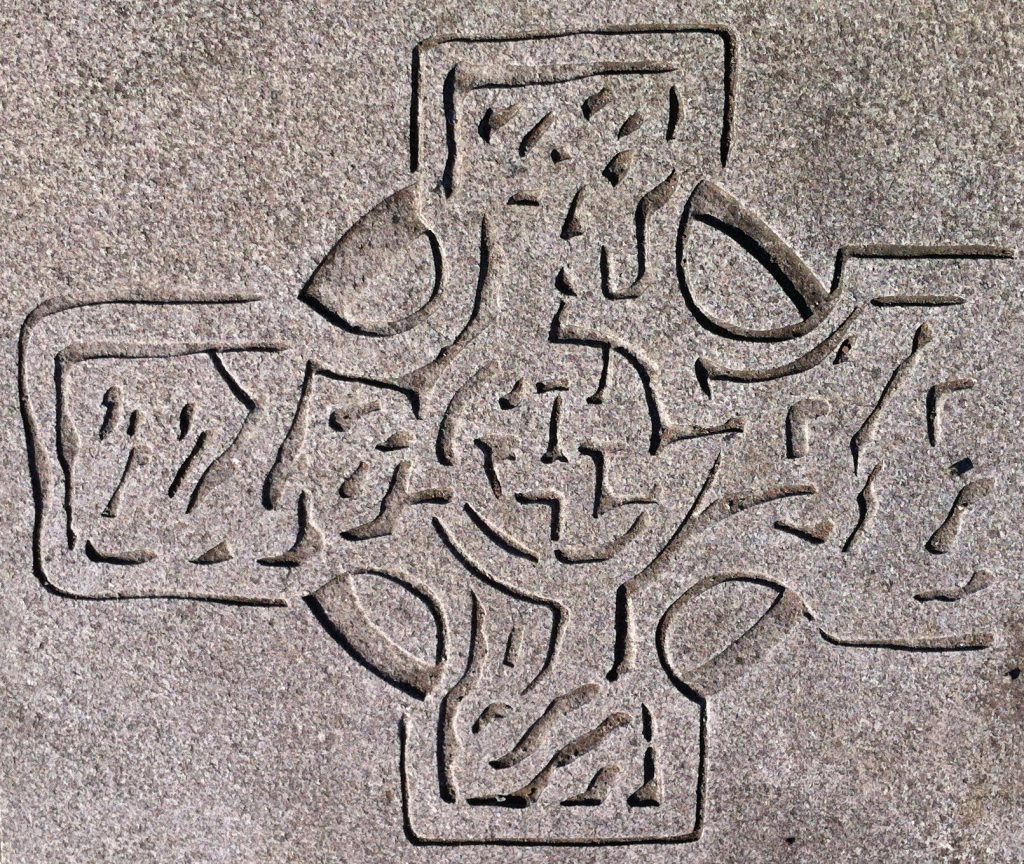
300,183 -> 443,337
306,569 -> 448,699
678,179 -> 840,342
656,573 -> 805,700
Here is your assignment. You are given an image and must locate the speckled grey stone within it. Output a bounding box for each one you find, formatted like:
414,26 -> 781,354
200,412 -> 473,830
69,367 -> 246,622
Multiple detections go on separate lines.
2,3 -> 1024,863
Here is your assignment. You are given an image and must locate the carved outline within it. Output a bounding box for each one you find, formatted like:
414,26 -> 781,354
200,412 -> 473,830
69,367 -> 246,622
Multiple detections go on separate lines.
16,21 -> 1019,851
19,294 -> 295,606
411,24 -> 738,180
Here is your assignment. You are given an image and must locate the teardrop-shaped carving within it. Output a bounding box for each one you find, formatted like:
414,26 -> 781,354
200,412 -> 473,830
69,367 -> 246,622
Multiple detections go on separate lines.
300,184 -> 443,337
679,180 -> 841,342
657,573 -> 804,699
307,569 -> 448,699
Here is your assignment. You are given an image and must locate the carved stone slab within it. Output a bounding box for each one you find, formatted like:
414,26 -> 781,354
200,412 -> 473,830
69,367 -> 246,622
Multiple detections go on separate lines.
2,5 -> 1023,862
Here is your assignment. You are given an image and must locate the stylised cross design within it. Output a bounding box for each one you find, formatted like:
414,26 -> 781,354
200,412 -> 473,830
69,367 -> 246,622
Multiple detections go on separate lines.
19,25 -> 1016,847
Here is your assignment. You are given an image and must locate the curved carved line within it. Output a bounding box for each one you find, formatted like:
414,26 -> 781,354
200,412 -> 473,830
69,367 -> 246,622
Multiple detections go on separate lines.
433,516 -> 564,695
189,352 -> 264,513
551,300 -> 666,454
490,683 -> 600,769
851,322 -> 932,473
555,511 -> 649,564
629,477 -> 814,596
844,462 -> 883,552
817,629 -> 992,652
296,183 -> 449,335
609,452 -> 723,682
438,590 -> 486,801
259,490 -> 324,567
395,216 -> 499,414
437,361 -> 501,466
696,306 -> 862,397
84,539 -> 156,566
679,180 -> 836,342
926,478 -> 994,554
657,573 -> 804,700
306,568 -> 449,701
915,568 -> 994,603
602,171 -> 678,299
470,712 -> 632,808
463,503 -> 541,563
